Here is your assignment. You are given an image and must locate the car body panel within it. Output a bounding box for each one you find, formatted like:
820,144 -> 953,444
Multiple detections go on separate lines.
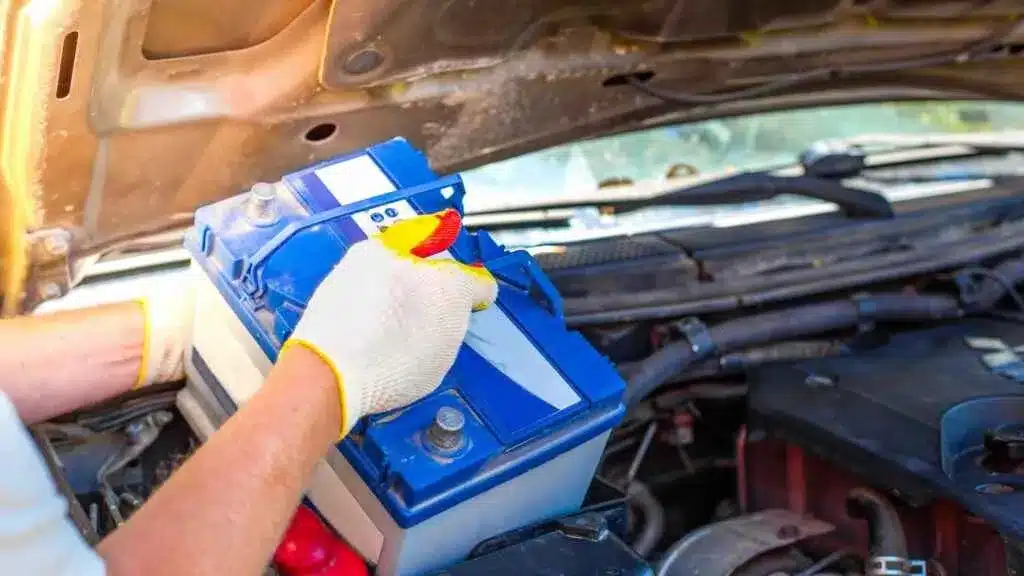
3,0 -> 1024,311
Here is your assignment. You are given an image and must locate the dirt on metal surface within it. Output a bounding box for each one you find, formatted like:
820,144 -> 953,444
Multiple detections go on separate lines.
1,0 -> 1023,311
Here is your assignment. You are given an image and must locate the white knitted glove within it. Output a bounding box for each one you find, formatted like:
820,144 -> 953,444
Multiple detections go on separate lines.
136,275 -> 196,388
284,210 -> 498,437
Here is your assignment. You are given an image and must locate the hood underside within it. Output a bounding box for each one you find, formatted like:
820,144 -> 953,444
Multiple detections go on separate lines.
4,0 -> 1024,311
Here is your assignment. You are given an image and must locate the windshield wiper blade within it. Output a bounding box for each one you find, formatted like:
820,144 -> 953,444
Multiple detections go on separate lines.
466,130 -> 1024,222
828,130 -> 1024,152
634,171 -> 894,218
468,170 -> 894,220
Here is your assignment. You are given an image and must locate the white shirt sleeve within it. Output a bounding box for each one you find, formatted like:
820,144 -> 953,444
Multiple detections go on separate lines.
0,391 -> 107,575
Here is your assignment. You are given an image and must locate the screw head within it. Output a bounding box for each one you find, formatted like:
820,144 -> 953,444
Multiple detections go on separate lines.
776,524 -> 801,539
39,282 -> 61,300
342,48 -> 385,75
43,235 -> 69,256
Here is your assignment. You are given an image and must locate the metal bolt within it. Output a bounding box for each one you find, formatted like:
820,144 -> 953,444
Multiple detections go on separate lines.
39,282 -> 61,300
342,47 -> 384,75
43,235 -> 69,256
560,514 -> 606,541
125,411 -> 173,443
246,182 -> 279,226
776,524 -> 801,540
427,406 -> 465,452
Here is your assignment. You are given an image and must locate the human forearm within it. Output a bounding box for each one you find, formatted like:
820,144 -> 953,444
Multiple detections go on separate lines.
97,345 -> 342,576
0,302 -> 145,424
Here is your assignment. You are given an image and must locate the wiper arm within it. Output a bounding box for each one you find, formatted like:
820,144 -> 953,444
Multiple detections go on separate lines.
634,171 -> 893,218
828,130 -> 1024,152
467,169 -> 894,220
633,129 -> 1024,218
467,130 -> 1024,223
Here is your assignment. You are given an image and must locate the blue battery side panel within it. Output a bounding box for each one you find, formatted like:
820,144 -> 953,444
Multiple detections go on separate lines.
185,137 -> 626,528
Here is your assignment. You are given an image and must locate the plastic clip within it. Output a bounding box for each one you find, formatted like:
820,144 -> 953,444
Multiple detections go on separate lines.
852,293 -> 877,318
851,293 -> 879,334
676,317 -> 716,357
484,248 -> 565,320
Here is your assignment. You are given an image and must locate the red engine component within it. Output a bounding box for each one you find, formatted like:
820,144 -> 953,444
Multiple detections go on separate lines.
274,505 -> 369,576
738,429 -> 1008,575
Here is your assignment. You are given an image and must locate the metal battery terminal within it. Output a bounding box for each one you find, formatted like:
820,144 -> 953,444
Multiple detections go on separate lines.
426,407 -> 465,453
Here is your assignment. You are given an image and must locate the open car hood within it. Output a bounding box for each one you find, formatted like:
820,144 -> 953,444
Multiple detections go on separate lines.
4,0 -> 1024,311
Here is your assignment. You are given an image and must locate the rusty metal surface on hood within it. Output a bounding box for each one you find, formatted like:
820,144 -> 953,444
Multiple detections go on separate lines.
3,0 -> 1024,311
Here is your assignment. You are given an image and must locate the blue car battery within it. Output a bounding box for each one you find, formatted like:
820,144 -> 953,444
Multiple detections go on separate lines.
181,137 -> 626,575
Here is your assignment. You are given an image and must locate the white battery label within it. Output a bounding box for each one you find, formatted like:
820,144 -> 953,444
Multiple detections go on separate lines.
316,154 -> 397,206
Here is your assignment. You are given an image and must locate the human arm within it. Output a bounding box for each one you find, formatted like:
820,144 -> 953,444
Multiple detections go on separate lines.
96,211 -> 496,575
97,345 -> 340,576
0,288 -> 191,424
0,347 -> 335,576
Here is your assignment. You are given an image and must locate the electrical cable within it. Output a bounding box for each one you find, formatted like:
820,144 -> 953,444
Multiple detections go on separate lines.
792,550 -> 851,576
624,19 -> 1021,106
626,422 -> 658,485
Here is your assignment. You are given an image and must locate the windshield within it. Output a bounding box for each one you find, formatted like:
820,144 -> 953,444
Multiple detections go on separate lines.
461,100 -> 1024,245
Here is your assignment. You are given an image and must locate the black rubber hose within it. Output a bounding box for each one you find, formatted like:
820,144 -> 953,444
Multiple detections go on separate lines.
963,257 -> 1024,311
618,340 -> 845,383
625,293 -> 961,406
709,301 -> 860,347
627,481 -> 665,559
847,487 -> 909,558
624,343 -> 699,408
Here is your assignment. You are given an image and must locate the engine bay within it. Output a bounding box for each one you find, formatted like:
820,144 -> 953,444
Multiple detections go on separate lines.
745,318 -> 1024,576
14,0 -> 1024,572
31,145 -> 1024,576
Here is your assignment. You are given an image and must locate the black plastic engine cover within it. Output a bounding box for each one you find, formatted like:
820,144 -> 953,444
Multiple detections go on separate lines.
748,318 -> 1024,539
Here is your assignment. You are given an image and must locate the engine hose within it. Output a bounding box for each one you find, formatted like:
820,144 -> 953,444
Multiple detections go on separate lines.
625,293 -> 961,406
962,256 -> 1024,311
627,481 -> 665,559
847,487 -> 909,559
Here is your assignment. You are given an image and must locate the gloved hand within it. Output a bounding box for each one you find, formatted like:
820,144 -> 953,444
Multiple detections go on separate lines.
284,209 -> 498,437
136,278 -> 196,389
